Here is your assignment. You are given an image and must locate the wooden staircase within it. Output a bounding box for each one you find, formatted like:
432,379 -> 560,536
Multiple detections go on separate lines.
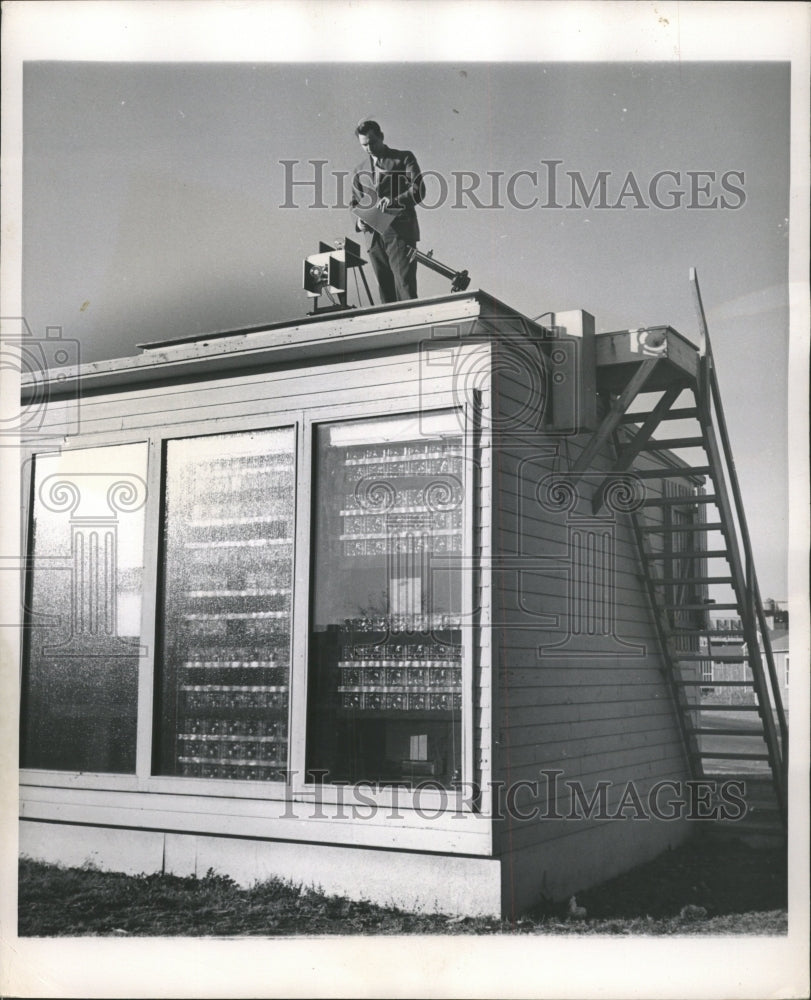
577,271 -> 788,840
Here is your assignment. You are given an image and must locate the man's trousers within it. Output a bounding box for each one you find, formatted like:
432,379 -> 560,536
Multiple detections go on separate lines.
367,229 -> 418,303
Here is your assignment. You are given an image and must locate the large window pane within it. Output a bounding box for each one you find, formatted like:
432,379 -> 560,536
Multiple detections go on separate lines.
156,428 -> 295,781
307,412 -> 465,789
21,443 -> 148,772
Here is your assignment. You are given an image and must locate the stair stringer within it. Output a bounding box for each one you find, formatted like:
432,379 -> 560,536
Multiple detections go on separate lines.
616,378 -> 786,829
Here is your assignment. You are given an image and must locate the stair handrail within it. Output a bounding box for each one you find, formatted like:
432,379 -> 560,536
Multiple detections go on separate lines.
690,268 -> 788,795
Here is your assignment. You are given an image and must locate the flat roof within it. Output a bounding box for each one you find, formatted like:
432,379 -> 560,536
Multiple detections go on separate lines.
21,289 -> 548,401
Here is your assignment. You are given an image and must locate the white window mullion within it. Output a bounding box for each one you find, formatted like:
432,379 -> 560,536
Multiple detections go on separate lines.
135,435 -> 163,778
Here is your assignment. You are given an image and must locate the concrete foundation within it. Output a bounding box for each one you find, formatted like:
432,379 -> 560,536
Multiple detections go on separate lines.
20,819 -> 503,918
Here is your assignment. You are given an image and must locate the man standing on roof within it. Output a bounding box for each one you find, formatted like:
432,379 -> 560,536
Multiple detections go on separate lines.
350,120 -> 425,303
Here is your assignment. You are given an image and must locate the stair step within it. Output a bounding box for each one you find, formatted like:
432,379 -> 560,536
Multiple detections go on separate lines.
652,576 -> 734,585
693,752 -> 771,761
641,522 -> 724,533
678,653 -> 747,662
644,550 -> 729,560
640,494 -> 717,507
633,466 -> 712,479
675,680 -> 753,687
643,437 -> 705,450
689,728 -> 766,737
672,628 -> 743,636
684,704 -> 761,711
661,602 -> 738,610
619,407 -> 699,424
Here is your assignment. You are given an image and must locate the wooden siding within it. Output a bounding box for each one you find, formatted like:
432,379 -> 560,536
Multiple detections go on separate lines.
29,348 -> 453,439
20,784 -> 492,855
490,337 -> 695,910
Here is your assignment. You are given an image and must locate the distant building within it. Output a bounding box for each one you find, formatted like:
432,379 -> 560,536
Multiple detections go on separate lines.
702,607 -> 788,711
702,617 -> 751,705
768,629 -> 790,715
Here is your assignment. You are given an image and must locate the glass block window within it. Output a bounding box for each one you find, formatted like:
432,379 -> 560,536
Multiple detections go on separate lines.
306,411 -> 465,789
155,428 -> 295,781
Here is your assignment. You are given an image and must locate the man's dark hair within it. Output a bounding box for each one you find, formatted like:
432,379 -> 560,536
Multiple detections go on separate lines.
355,119 -> 382,138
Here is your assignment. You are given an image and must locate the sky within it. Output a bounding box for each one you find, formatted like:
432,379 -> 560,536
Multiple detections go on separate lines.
20,58 -> 792,597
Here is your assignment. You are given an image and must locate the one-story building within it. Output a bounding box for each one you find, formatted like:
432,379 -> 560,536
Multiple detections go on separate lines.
18,290 -> 785,917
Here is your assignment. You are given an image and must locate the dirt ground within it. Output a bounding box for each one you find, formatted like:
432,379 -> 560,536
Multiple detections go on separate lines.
17,831 -> 787,937
546,832 -> 787,921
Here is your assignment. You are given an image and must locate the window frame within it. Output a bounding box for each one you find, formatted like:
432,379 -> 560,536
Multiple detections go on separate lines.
20,401 -> 479,817
21,430 -> 156,782
19,434 -> 151,779
290,400 -> 476,815
151,420 -> 300,787
19,414 -> 303,797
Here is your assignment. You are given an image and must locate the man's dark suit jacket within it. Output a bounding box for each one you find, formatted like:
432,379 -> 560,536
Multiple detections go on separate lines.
351,145 -> 425,247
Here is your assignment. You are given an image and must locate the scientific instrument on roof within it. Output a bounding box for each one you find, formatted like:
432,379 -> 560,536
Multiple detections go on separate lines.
303,227 -> 470,314
302,238 -> 371,314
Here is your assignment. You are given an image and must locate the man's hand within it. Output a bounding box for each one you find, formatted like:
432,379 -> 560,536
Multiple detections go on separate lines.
357,220 -> 371,232
377,197 -> 390,210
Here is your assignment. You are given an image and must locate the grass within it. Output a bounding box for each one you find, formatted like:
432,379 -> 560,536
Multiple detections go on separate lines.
17,835 -> 787,937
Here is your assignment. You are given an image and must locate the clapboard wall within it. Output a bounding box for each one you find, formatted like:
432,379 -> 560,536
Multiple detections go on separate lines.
490,334 -> 695,915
